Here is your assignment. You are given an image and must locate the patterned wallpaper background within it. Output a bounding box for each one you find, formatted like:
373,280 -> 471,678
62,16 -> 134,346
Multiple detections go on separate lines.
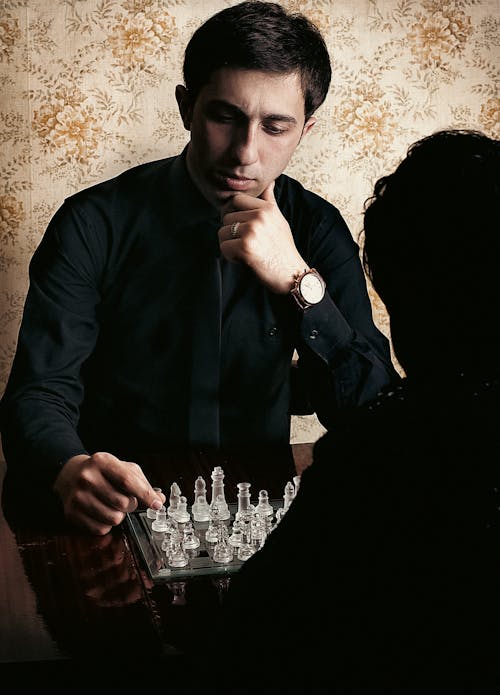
1,0 -> 499,447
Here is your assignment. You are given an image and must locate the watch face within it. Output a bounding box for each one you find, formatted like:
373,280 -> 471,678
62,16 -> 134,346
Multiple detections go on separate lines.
300,272 -> 324,304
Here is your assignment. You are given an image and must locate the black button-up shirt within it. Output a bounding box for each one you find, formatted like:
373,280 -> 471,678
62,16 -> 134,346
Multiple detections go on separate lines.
0,151 -> 398,481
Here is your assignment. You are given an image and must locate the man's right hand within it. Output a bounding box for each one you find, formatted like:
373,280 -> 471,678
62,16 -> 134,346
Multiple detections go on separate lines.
53,452 -> 165,535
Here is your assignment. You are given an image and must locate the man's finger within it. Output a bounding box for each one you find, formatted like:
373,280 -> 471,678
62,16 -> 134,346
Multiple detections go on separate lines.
99,455 -> 163,511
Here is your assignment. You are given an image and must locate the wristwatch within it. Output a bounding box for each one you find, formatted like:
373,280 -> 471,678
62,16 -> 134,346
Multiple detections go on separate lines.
290,268 -> 326,310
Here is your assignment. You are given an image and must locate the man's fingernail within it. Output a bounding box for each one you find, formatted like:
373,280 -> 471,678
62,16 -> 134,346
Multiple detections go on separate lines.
151,499 -> 162,510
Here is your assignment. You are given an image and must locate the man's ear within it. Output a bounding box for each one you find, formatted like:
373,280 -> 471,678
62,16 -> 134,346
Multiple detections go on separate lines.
175,84 -> 193,131
301,116 -> 317,139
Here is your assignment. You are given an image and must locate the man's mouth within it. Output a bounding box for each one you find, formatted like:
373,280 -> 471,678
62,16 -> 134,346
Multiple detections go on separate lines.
215,172 -> 255,192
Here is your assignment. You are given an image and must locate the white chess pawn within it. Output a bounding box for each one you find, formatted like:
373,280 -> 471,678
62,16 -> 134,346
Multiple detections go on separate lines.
213,525 -> 234,564
205,497 -> 223,543
191,476 -> 211,522
254,489 -> 274,519
183,522 -> 200,550
173,495 -> 191,523
228,521 -> 244,547
167,534 -> 189,568
151,505 -> 169,532
275,481 -> 296,525
147,487 -> 162,519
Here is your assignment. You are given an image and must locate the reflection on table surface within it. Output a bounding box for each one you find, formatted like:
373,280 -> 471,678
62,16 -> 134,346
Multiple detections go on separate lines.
0,444 -> 307,684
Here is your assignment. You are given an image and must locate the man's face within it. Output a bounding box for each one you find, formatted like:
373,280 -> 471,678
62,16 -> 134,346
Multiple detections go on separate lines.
177,68 -> 316,211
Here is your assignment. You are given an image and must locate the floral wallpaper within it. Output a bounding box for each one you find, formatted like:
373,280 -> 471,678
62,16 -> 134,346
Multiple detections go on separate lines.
1,0 -> 499,447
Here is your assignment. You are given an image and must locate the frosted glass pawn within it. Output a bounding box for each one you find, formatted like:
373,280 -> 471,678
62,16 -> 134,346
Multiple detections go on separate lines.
205,497 -> 223,543
160,517 -> 179,551
213,525 -> 234,564
151,505 -> 169,532
191,476 -> 211,522
275,481 -> 295,524
183,522 -> 200,550
237,522 -> 256,561
167,482 -> 181,518
210,466 -> 230,521
250,515 -> 267,550
228,521 -> 244,548
147,487 -> 163,519
167,528 -> 188,567
255,489 -> 274,519
173,495 -> 191,523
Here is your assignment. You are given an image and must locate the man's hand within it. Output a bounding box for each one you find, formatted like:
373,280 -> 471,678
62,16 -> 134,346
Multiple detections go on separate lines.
219,180 -> 307,294
53,452 -> 165,535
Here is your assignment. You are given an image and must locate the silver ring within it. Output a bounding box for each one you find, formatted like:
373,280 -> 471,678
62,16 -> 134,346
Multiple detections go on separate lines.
230,221 -> 240,239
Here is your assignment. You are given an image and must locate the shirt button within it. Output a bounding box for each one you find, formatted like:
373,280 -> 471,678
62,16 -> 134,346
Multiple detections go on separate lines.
309,329 -> 319,339
268,326 -> 278,336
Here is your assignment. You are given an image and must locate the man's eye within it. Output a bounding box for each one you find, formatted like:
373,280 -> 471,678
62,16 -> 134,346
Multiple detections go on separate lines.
208,110 -> 237,123
264,125 -> 286,135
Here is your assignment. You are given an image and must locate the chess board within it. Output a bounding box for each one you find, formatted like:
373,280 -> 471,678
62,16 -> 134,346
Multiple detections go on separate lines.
126,499 -> 282,583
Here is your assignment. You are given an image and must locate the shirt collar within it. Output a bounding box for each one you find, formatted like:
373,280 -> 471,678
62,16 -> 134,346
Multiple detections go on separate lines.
166,146 -> 220,233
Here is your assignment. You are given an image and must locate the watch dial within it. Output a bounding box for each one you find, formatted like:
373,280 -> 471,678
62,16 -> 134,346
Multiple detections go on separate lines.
301,274 -> 324,303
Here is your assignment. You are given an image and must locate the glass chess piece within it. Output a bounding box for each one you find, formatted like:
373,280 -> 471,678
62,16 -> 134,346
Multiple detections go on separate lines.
205,497 -> 223,543
167,531 -> 189,568
275,481 -> 295,524
237,522 -> 256,561
235,481 -> 255,523
228,520 -> 244,548
250,514 -> 267,551
191,476 -> 211,522
210,466 -> 230,520
147,487 -> 162,519
173,495 -> 191,523
151,505 -> 169,532
167,482 -> 181,518
254,489 -> 274,519
183,522 -> 200,550
213,524 -> 234,564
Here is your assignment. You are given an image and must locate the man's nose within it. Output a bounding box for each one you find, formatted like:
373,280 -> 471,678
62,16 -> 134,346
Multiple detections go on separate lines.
231,124 -> 259,165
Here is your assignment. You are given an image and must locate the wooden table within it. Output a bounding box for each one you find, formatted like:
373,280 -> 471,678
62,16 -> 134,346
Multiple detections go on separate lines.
0,444 -> 310,685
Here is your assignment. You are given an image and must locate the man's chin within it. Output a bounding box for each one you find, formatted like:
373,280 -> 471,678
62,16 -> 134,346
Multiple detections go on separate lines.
206,183 -> 261,210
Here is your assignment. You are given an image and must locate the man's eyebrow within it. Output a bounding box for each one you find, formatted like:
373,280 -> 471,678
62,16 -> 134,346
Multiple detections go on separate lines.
263,113 -> 298,124
207,99 -> 298,124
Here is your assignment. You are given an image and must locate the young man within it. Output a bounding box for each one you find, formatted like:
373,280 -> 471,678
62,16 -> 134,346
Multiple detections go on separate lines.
0,2 -> 397,535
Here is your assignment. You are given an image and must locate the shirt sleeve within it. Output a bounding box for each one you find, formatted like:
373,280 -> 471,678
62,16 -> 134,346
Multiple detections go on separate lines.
292,204 -> 400,428
0,199 -> 104,482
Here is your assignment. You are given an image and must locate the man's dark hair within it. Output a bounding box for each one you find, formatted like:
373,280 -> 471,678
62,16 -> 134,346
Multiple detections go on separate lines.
182,1 -> 331,120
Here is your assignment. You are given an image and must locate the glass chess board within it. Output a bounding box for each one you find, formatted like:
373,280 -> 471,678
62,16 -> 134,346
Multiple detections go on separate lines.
126,500 -> 282,583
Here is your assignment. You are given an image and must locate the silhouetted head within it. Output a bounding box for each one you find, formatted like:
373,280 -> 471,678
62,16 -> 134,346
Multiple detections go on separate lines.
362,129 -> 500,377
182,1 -> 331,120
